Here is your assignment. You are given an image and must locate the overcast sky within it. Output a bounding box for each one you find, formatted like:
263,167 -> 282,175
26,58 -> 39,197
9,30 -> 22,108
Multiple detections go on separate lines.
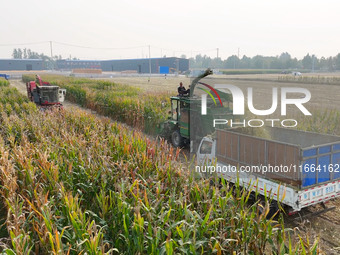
1,0 -> 339,60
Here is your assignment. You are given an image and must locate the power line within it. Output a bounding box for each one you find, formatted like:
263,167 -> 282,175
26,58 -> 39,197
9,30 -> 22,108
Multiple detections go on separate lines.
0,41 -> 147,50
50,41 -> 53,59
0,41 -> 222,59
0,40 -> 218,54
151,45 -> 216,54
0,41 -> 49,46
53,41 -> 148,50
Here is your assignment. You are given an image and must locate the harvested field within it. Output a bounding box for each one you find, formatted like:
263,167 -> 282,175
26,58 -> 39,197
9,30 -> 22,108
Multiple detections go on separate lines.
104,74 -> 340,114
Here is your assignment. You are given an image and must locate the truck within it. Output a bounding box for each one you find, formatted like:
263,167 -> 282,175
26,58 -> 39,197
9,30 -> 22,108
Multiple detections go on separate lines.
26,75 -> 66,108
196,127 -> 340,214
0,74 -> 10,80
160,69 -> 234,148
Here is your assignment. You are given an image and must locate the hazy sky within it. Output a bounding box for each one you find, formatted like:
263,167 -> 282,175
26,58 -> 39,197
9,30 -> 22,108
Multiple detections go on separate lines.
1,0 -> 339,60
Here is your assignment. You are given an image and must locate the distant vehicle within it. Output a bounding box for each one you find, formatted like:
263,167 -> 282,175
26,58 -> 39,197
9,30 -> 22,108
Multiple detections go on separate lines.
0,74 -> 10,80
26,75 -> 66,108
292,71 -> 302,76
281,70 -> 289,74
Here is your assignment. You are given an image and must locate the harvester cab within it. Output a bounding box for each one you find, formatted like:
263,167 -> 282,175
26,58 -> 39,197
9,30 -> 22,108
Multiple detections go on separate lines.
160,69 -> 234,147
165,96 -> 191,147
26,75 -> 66,108
58,89 -> 66,103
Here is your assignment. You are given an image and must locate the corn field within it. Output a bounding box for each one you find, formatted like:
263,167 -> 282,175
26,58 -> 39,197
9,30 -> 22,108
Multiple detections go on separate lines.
0,83 -> 320,254
0,79 -> 10,87
296,109 -> 340,135
22,75 -> 170,134
278,75 -> 340,85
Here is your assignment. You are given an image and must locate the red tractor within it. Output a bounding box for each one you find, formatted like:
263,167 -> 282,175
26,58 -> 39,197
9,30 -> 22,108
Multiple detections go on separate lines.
26,75 -> 66,108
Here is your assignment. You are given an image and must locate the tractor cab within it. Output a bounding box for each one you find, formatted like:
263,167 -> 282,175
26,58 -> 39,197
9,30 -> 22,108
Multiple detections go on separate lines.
161,91 -> 235,148
58,89 -> 66,103
169,96 -> 190,121
165,96 -> 191,147
159,68 -> 236,148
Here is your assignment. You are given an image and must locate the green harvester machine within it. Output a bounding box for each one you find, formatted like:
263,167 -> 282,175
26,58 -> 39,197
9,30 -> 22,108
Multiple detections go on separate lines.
159,69 -> 235,147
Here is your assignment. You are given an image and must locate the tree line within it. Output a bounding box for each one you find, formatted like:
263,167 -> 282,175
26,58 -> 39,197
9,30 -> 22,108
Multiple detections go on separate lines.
187,52 -> 340,71
12,48 -> 340,71
12,48 -> 78,61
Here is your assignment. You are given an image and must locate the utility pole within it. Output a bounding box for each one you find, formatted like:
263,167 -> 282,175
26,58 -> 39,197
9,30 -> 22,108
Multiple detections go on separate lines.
50,41 -> 53,70
217,48 -> 219,59
234,47 -> 239,69
148,45 -> 151,82
50,41 -> 53,59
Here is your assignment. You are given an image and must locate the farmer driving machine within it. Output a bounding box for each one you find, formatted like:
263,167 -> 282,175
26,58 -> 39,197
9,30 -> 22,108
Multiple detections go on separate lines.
26,75 -> 66,108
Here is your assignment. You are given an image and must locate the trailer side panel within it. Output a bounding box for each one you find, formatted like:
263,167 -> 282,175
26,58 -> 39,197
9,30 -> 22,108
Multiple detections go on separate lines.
301,143 -> 340,187
216,129 -> 301,188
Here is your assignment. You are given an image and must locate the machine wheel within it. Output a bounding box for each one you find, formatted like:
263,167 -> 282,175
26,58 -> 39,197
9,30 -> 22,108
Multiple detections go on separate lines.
162,122 -> 172,140
171,130 -> 184,147
257,197 -> 279,219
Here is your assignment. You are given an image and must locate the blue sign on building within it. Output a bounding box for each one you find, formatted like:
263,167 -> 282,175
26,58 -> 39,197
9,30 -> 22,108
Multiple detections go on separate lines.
159,66 -> 169,74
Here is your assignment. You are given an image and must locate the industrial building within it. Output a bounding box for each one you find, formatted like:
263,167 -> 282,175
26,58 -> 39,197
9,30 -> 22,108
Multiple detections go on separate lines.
0,57 -> 189,74
0,59 -> 44,71
100,57 -> 189,73
56,57 -> 189,74
56,60 -> 101,70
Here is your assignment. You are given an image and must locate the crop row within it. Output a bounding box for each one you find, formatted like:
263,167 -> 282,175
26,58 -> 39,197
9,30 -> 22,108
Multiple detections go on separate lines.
296,109 -> 340,135
0,78 -> 10,87
0,86 -> 318,254
222,69 -> 284,75
278,75 -> 340,85
22,75 -> 170,134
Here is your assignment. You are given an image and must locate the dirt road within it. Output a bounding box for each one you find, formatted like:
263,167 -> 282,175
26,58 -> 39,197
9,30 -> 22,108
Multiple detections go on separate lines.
10,79 -> 27,95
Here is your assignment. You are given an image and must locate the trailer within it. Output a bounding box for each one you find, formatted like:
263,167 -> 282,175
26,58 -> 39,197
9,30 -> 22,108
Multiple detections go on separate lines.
26,75 -> 66,108
196,127 -> 340,213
